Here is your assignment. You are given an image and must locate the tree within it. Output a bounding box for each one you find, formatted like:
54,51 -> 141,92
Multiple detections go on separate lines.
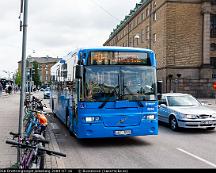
32,61 -> 41,87
15,69 -> 21,87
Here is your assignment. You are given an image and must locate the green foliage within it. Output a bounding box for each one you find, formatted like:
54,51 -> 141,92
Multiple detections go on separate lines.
15,69 -> 21,86
32,61 -> 41,87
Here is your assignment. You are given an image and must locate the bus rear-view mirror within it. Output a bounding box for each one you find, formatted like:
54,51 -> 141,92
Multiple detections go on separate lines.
157,80 -> 163,100
75,65 -> 83,79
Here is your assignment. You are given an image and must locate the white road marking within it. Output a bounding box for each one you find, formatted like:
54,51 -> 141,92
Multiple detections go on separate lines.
177,148 -> 216,168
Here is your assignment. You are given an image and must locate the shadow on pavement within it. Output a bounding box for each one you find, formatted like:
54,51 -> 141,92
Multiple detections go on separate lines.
75,136 -> 153,148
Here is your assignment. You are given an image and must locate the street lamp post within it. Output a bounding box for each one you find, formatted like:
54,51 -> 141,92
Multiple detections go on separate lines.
18,0 -> 29,164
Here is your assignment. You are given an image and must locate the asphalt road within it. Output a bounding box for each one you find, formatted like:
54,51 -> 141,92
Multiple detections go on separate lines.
38,92 -> 216,169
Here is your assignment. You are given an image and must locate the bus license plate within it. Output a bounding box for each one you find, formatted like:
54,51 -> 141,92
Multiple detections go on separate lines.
201,121 -> 213,125
114,130 -> 131,135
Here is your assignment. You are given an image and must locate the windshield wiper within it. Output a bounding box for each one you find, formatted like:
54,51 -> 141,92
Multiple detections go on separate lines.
123,86 -> 144,108
98,85 -> 120,109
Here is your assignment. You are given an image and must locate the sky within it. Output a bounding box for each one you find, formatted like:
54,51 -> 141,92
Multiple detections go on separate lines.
0,0 -> 139,79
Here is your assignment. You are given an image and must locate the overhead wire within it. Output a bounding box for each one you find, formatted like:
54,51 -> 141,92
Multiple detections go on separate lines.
90,0 -> 121,22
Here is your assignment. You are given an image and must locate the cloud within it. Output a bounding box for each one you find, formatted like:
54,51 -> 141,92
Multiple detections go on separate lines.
0,0 -> 139,77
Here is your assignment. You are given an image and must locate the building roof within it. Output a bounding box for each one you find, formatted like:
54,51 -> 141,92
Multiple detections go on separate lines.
105,0 -> 150,43
18,56 -> 60,64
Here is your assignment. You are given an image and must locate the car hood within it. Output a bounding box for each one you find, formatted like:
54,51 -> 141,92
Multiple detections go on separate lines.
169,106 -> 216,115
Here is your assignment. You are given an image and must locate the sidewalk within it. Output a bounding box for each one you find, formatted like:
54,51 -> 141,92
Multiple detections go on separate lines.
0,93 -> 19,168
0,92 -> 59,168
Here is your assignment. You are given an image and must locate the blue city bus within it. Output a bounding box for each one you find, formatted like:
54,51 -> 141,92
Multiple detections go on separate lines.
50,46 -> 162,138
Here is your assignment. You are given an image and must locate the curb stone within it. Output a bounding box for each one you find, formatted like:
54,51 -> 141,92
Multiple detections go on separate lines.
47,123 -> 65,168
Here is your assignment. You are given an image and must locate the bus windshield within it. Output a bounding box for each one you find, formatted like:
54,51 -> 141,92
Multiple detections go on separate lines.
84,66 -> 156,102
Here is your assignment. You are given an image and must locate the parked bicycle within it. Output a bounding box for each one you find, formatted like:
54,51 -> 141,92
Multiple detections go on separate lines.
6,135 -> 66,169
5,95 -> 60,169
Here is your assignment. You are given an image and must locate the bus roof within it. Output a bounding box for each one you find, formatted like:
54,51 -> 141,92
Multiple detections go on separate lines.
77,46 -> 154,53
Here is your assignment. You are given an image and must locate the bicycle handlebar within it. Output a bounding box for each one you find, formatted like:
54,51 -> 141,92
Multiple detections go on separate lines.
9,132 -> 20,138
6,139 -> 66,157
8,133 -> 49,144
45,150 -> 66,157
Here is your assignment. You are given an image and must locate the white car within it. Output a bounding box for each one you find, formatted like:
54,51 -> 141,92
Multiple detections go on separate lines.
158,93 -> 216,131
43,88 -> 51,99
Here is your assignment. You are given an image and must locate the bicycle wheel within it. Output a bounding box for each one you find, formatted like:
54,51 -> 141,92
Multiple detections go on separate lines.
39,151 -> 45,169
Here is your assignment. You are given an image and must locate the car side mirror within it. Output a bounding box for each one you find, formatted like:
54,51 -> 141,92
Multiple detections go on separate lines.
159,100 -> 166,105
201,102 -> 208,106
160,104 -> 167,107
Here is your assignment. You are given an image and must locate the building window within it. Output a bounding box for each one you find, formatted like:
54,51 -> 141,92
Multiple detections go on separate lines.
210,57 -> 216,68
146,8 -> 150,17
134,19 -> 136,27
153,33 -> 157,42
211,43 -> 216,51
211,14 -> 216,38
141,13 -> 145,20
129,23 -> 132,31
141,29 -> 145,43
153,12 -> 157,21
211,0 -> 216,5
146,26 -> 150,40
129,37 -> 132,46
132,36 -> 135,47
137,16 -> 140,25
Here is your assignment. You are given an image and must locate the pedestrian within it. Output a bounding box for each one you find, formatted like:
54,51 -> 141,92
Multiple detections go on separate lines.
0,82 -> 2,96
7,85 -> 12,94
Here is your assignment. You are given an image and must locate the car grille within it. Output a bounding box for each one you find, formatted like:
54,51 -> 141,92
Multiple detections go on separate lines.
197,114 -> 211,119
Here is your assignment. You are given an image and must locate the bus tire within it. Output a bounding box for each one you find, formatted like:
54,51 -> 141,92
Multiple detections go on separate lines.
39,153 -> 45,169
69,129 -> 76,137
51,98 -> 54,112
65,107 -> 70,129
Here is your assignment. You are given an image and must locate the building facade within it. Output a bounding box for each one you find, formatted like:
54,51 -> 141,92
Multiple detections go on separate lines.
18,56 -> 59,84
104,0 -> 216,98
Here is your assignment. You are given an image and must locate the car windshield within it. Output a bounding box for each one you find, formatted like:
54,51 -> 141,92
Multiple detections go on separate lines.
84,66 -> 156,102
167,95 -> 201,106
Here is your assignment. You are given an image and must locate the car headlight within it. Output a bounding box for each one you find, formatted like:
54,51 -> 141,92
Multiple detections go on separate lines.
83,116 -> 100,123
185,114 -> 197,119
212,113 -> 216,118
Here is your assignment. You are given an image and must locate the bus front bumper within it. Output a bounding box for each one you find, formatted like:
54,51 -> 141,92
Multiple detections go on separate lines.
75,120 -> 158,138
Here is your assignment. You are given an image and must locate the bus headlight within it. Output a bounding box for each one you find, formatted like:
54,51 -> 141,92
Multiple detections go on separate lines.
146,115 -> 155,120
84,116 -> 100,123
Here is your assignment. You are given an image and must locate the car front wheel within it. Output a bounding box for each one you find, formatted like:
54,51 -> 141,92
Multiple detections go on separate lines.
170,116 -> 178,131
